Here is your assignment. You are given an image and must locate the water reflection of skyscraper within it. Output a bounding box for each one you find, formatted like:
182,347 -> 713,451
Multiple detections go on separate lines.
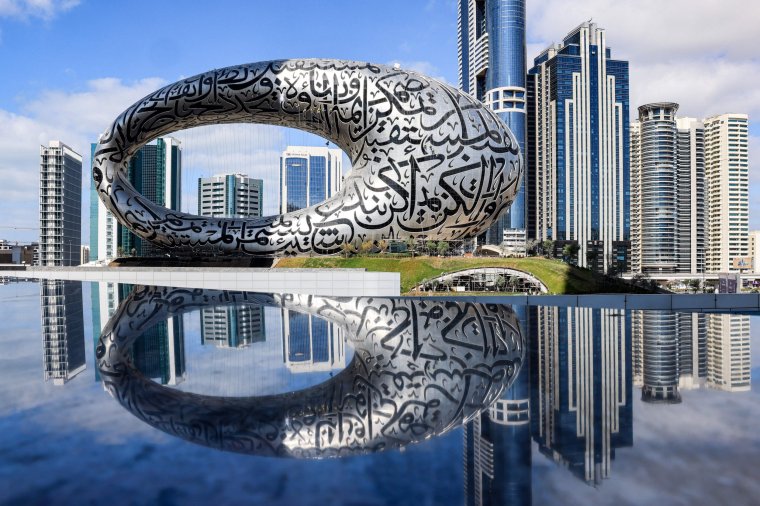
530,306 -> 633,486
201,305 -> 266,348
632,311 -> 751,395
118,284 -> 186,386
281,309 -> 345,373
41,280 -> 86,385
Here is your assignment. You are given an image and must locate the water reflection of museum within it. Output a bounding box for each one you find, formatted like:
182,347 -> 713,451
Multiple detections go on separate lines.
43,284 -> 752,499
88,283 -> 344,386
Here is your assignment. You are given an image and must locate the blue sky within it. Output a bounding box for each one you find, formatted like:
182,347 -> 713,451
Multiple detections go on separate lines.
0,0 -> 758,243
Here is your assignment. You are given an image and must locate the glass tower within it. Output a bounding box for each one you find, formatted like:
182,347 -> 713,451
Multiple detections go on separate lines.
458,0 -> 527,247
279,146 -> 343,214
119,137 -> 182,257
527,22 -> 630,273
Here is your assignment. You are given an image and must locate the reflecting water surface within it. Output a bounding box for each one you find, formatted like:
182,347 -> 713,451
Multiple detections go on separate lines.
0,281 -> 758,505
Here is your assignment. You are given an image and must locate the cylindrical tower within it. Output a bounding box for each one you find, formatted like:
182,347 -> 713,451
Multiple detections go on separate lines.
636,103 -> 679,273
485,0 -> 527,241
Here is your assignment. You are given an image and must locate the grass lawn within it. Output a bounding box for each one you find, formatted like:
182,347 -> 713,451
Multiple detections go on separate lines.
275,256 -> 642,295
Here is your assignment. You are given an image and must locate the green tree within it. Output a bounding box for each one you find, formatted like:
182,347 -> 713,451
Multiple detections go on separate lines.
688,278 -> 701,293
436,241 -> 449,256
494,275 -> 506,292
542,240 -> 554,258
426,240 -> 437,255
563,242 -> 580,264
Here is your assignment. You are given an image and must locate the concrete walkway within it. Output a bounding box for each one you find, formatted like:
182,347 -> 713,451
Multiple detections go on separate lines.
0,266 -> 401,297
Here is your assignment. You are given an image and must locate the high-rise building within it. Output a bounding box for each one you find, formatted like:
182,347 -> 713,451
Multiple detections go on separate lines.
280,146 -> 342,214
676,117 -> 707,274
458,0 -> 527,246
704,114 -> 749,273
119,137 -> 182,257
89,143 -> 118,262
40,141 -> 82,266
41,280 -> 85,385
281,310 -> 345,373
80,245 -> 90,264
530,305 -> 633,484
197,173 -> 263,218
201,305 -> 266,348
630,105 -> 705,274
527,22 -> 630,273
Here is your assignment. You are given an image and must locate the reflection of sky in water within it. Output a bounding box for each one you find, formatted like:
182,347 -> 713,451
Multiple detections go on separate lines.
0,282 -> 759,505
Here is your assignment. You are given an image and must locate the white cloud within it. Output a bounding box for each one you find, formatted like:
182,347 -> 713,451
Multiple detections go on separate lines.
0,77 -> 348,243
0,0 -> 80,20
0,77 -> 166,242
528,0 -> 760,61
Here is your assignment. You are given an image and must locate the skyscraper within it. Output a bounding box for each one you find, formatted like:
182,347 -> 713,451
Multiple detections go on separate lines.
40,140 -> 82,266
458,0 -> 527,247
197,173 -> 263,218
279,146 -> 342,214
676,117 -> 707,274
119,137 -> 182,257
704,114 -> 749,273
527,22 -> 630,273
41,280 -> 85,385
630,104 -> 705,274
